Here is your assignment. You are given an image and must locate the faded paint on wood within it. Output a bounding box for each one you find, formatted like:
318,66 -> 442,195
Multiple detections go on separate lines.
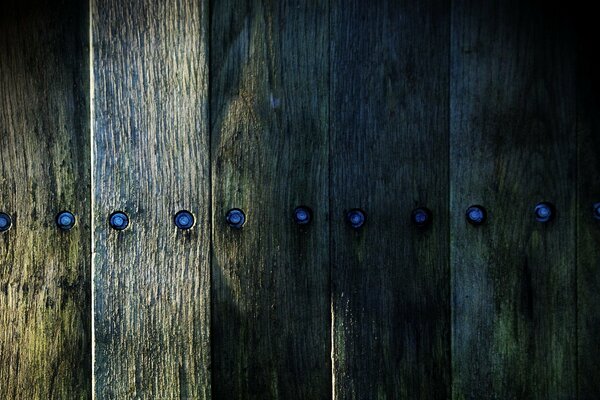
92,0 -> 211,397
450,1 -> 577,398
210,0 -> 331,398
330,1 -> 451,398
0,0 -> 91,398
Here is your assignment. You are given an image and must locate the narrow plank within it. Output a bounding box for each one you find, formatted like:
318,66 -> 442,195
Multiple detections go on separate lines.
577,13 -> 600,399
210,0 -> 330,398
330,1 -> 451,398
0,0 -> 91,398
92,0 -> 211,397
450,1 -> 577,398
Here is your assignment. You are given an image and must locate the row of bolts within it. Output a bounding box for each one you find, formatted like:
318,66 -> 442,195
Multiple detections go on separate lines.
2,202 -> 600,233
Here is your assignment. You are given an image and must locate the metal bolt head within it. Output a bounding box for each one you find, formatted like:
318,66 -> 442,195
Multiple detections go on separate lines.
534,202 -> 554,223
593,202 -> 600,220
0,212 -> 12,232
293,206 -> 312,225
56,211 -> 76,230
466,205 -> 486,225
109,211 -> 129,230
412,207 -> 432,228
346,209 -> 366,229
174,210 -> 195,230
226,208 -> 245,229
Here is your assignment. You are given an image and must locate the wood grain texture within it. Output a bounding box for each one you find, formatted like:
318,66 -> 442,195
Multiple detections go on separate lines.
450,1 -> 577,398
92,0 -> 210,397
210,0 -> 330,398
577,15 -> 600,399
0,1 -> 91,398
330,1 -> 451,398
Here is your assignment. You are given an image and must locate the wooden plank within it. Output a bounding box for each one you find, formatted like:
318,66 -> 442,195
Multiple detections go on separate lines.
450,1 -> 577,398
210,0 -> 330,398
330,1 -> 451,398
577,15 -> 600,399
0,1 -> 91,398
92,0 -> 210,397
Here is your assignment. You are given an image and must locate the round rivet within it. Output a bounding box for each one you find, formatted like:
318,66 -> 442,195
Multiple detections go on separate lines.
174,210 -> 194,230
226,208 -> 245,229
109,211 -> 129,230
0,212 -> 12,232
466,205 -> 486,225
593,202 -> 600,220
56,211 -> 76,230
412,207 -> 432,228
346,209 -> 366,229
534,202 -> 554,223
293,206 -> 312,225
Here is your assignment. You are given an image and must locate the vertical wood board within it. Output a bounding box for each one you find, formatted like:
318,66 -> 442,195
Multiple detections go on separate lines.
330,1 -> 451,398
450,1 -> 577,398
0,0 -> 91,398
210,0 -> 331,398
92,0 -> 211,397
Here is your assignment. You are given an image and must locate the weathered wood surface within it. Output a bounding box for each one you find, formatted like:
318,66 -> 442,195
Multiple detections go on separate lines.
92,0 -> 211,397
577,17 -> 600,399
210,0 -> 331,398
0,2 -> 595,398
0,0 -> 91,398
450,1 -> 577,398
330,1 -> 451,398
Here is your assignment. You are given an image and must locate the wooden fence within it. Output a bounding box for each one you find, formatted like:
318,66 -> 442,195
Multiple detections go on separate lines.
1,0 -> 598,398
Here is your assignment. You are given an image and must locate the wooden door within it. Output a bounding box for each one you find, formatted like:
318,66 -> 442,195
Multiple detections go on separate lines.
1,1 -> 598,399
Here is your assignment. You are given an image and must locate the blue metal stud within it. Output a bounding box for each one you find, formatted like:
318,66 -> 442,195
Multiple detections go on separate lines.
346,209 -> 366,229
412,207 -> 432,228
174,210 -> 194,230
293,206 -> 312,225
56,211 -> 76,230
226,208 -> 245,229
0,212 -> 12,232
109,211 -> 129,230
466,205 -> 486,225
534,202 -> 554,223
593,202 -> 600,220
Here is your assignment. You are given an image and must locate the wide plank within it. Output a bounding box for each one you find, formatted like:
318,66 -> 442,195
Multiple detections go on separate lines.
92,0 -> 211,397
210,0 -> 331,398
330,1 -> 451,398
450,1 -> 577,398
0,0 -> 91,397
